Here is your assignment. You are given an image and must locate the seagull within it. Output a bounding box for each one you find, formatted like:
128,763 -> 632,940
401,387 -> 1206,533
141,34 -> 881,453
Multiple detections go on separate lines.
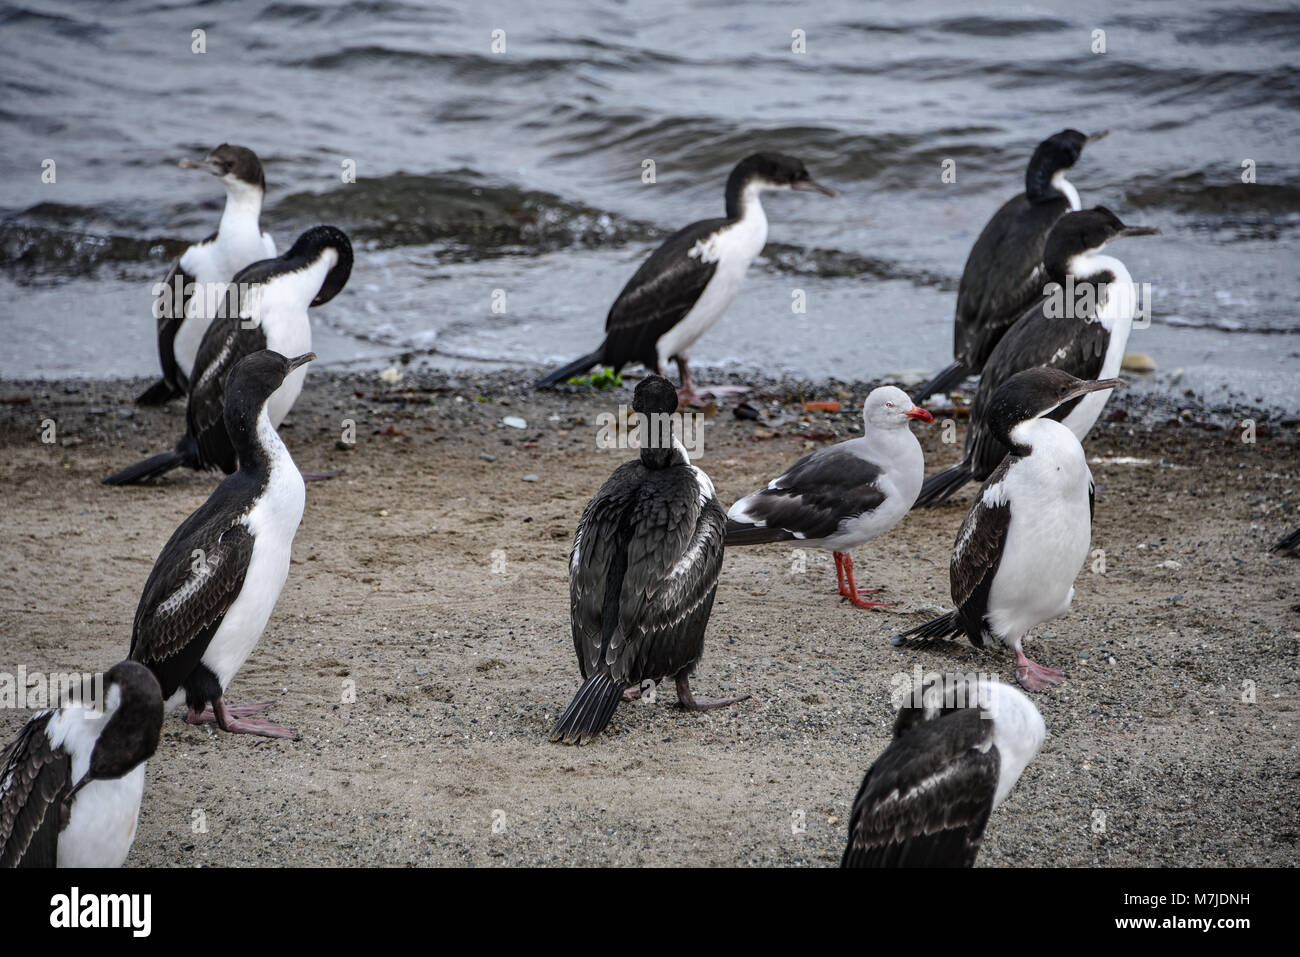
897,368 -> 1123,691
551,375 -> 746,744
842,673 -> 1045,867
128,351 -> 313,739
535,153 -> 836,401
724,386 -> 933,608
915,207 -> 1159,508
139,144 -> 277,405
913,128 -> 1105,403
0,660 -> 163,867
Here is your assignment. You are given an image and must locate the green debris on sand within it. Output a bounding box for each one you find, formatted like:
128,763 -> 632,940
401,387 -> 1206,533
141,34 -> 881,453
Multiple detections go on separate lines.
568,367 -> 623,391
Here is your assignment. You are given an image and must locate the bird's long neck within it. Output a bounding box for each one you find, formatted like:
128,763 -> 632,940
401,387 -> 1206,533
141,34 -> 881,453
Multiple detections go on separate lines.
226,402 -> 282,482
1070,251 -> 1135,334
1026,153 -> 1077,204
218,181 -> 265,243
724,176 -> 768,224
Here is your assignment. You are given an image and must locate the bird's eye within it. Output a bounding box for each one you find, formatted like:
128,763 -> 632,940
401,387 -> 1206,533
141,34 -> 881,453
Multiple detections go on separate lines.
885,401 -> 894,408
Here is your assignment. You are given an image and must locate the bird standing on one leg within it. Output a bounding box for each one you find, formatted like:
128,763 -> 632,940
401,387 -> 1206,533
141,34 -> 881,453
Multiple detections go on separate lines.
551,375 -> 746,745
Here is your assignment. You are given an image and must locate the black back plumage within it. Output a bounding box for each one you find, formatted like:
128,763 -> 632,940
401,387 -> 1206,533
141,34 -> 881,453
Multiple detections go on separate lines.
842,706 -> 999,867
914,131 -> 1090,403
552,376 -> 725,743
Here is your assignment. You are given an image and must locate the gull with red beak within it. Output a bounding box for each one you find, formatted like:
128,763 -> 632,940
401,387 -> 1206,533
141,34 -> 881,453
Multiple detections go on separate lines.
897,368 -> 1123,691
725,386 -> 933,608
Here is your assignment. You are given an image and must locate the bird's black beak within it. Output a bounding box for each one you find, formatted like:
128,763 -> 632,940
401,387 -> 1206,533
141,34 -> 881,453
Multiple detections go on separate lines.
1065,377 -> 1125,402
1087,129 -> 1111,142
793,179 -> 838,197
288,352 -> 317,371
1119,225 -> 1161,238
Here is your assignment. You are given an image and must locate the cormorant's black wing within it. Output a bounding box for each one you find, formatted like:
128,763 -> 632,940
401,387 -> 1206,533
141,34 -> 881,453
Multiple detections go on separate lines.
842,709 -> 999,868
950,458 -> 1014,646
954,194 -> 1070,370
130,486 -> 256,699
600,218 -> 728,369
186,286 -> 270,473
0,712 -> 72,868
965,300 -> 1110,478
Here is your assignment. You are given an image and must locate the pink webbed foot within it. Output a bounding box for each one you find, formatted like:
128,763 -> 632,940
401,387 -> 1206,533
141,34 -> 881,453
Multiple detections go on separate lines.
1015,649 -> 1065,692
185,701 -> 273,722
190,699 -> 298,739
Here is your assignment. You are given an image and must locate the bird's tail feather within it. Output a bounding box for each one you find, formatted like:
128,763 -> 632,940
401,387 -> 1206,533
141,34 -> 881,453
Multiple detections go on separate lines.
911,362 -> 970,405
534,350 -> 605,389
724,520 -> 796,546
135,378 -> 182,406
1274,527 -> 1300,554
102,435 -> 198,486
893,611 -> 960,647
550,673 -> 625,745
913,462 -> 973,509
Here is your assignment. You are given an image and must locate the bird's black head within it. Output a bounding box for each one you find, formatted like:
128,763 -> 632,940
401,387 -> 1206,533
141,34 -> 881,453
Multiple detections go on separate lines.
222,350 -> 315,456
1043,206 -> 1161,283
180,143 -> 267,192
986,367 -> 1124,449
726,152 -> 837,216
65,661 -> 163,807
1025,128 -> 1102,201
633,374 -> 679,416
284,226 -> 354,306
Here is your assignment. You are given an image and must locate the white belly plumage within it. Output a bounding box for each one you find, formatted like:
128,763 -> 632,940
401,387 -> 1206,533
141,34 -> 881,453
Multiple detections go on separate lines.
58,764 -> 148,868
655,210 -> 767,366
199,417 -> 306,695
174,231 -> 277,380
985,425 -> 1093,646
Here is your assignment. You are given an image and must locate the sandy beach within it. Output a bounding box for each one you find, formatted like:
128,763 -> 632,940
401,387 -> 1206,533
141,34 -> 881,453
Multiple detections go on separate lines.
0,368 -> 1296,867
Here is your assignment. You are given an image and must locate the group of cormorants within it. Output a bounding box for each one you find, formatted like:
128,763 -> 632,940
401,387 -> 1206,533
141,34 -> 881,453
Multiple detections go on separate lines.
5,128 -> 1256,868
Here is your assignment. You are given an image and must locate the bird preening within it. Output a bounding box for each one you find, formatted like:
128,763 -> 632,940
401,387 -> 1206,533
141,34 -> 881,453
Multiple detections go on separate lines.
104,226 -> 352,486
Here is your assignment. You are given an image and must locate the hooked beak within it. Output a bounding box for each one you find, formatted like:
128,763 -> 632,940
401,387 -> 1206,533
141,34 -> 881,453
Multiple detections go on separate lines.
904,406 -> 934,423
1087,129 -> 1111,143
1064,377 -> 1125,402
288,352 -> 317,371
793,179 -> 838,198
1119,225 -> 1162,238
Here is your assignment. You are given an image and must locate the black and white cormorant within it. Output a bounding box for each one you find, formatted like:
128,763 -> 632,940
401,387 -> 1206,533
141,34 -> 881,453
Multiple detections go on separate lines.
138,144 -> 277,405
724,386 -> 932,609
842,673 -> 1045,867
897,369 -> 1123,691
534,153 -> 836,401
913,129 -> 1106,403
914,207 -> 1158,508
128,350 -> 313,739
0,660 -> 163,868
104,226 -> 351,486
550,375 -> 746,744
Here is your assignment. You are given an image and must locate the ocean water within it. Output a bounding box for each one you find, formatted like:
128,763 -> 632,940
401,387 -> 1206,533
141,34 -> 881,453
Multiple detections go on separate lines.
1,0 -> 1297,409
